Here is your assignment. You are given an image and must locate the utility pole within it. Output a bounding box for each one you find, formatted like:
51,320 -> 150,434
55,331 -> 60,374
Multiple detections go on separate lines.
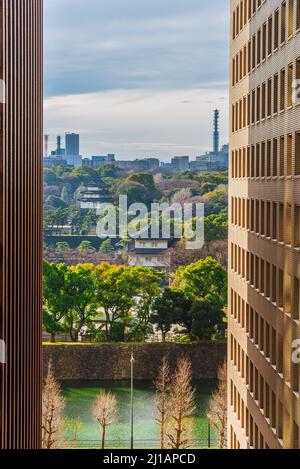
130,352 -> 135,450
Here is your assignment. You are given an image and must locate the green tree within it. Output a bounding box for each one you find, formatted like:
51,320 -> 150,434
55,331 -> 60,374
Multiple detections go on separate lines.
56,241 -> 70,252
99,239 -> 114,253
43,261 -> 69,342
150,288 -> 191,343
46,195 -> 68,210
172,257 -> 227,307
78,240 -> 95,251
132,267 -> 164,341
61,185 -> 73,205
204,210 -> 228,243
63,263 -> 97,342
93,264 -> 140,341
189,298 -> 224,341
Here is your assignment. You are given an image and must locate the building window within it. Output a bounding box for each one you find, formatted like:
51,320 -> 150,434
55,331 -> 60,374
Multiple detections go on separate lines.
280,68 -> 286,111
281,1 -> 287,44
289,0 -> 294,37
288,63 -> 294,107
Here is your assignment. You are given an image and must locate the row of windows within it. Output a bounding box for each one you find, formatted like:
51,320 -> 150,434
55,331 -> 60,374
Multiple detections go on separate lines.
231,199 -> 300,248
230,290 -> 300,390
232,1 -> 300,86
232,59 -> 300,132
231,133 -> 300,179
231,242 -> 300,322
230,372 -> 300,448
233,0 -> 267,40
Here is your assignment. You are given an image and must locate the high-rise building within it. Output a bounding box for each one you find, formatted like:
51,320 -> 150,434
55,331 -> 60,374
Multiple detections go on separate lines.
0,0 -> 43,449
229,0 -> 300,449
65,132 -> 81,167
171,156 -> 190,172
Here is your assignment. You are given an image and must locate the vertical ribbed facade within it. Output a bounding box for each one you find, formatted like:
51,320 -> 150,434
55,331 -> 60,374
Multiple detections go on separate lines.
229,0 -> 300,448
0,0 -> 43,449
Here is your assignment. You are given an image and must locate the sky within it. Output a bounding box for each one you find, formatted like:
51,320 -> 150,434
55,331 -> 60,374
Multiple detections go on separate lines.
44,0 -> 229,161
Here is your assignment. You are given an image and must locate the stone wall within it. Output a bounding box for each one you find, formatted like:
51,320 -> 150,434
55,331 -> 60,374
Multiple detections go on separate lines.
43,343 -> 226,381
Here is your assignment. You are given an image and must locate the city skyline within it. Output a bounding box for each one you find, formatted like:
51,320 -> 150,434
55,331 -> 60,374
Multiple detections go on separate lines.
44,0 -> 229,160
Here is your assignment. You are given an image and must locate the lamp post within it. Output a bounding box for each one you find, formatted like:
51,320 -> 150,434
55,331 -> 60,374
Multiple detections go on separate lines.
130,352 -> 135,450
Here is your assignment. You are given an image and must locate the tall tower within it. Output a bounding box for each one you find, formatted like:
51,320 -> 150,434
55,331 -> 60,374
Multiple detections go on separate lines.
65,132 -> 81,167
0,0 -> 43,449
56,135 -> 62,155
65,132 -> 80,156
229,0 -> 300,449
213,109 -> 220,154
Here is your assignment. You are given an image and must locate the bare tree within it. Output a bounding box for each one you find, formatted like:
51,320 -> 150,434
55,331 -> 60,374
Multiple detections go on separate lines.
166,357 -> 196,449
207,361 -> 227,449
92,391 -> 118,449
154,356 -> 171,449
66,418 -> 83,449
42,361 -> 65,449
171,188 -> 193,205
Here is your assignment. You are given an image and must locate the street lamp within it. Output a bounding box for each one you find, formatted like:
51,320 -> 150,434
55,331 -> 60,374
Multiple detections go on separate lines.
130,352 -> 135,450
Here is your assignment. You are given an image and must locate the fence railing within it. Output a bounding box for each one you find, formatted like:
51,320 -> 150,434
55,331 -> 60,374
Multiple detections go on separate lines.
55,436 -> 219,450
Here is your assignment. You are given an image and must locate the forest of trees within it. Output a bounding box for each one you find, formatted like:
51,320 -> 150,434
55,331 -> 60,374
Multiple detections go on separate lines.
43,257 -> 227,344
43,165 -> 228,248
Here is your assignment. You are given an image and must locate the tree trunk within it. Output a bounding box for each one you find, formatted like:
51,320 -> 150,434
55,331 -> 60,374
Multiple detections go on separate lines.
160,415 -> 165,450
162,332 -> 166,343
50,332 -> 56,343
101,425 -> 106,450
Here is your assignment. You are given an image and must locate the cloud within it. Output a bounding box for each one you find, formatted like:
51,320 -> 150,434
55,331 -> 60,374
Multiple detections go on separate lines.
44,0 -> 229,159
44,0 -> 229,96
44,87 -> 229,160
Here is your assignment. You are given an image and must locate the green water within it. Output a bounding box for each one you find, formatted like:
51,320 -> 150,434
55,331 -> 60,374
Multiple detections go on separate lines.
61,380 -> 218,449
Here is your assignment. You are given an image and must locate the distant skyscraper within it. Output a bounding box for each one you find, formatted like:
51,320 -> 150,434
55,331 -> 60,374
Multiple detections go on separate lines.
65,132 -> 80,156
213,109 -> 220,155
0,0 -> 43,449
65,133 -> 81,167
171,156 -> 190,172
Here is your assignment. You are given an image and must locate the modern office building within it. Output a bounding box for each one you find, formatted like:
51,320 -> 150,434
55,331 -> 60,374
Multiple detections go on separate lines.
229,0 -> 300,449
65,132 -> 81,167
82,154 -> 116,168
171,156 -> 190,172
0,0 -> 43,449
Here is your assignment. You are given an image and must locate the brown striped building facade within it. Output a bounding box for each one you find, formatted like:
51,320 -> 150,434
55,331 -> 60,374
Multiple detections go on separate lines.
0,1 -> 43,449
229,0 -> 300,448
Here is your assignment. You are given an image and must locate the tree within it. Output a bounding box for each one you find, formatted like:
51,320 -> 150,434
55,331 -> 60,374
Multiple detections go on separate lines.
166,357 -> 196,449
43,261 -> 97,343
134,267 -> 164,341
46,195 -> 68,210
204,210 -> 228,243
150,288 -> 192,343
172,257 -> 227,307
92,392 -> 118,449
43,261 -> 69,343
93,264 -> 140,341
154,356 -> 171,449
56,241 -> 70,252
61,185 -> 73,205
99,239 -> 114,253
42,361 -> 65,449
77,240 -> 95,251
207,362 -> 227,449
63,264 -> 96,342
189,298 -> 225,341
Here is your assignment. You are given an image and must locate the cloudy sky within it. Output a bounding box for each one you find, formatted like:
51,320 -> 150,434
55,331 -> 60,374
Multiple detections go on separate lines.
44,0 -> 229,160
